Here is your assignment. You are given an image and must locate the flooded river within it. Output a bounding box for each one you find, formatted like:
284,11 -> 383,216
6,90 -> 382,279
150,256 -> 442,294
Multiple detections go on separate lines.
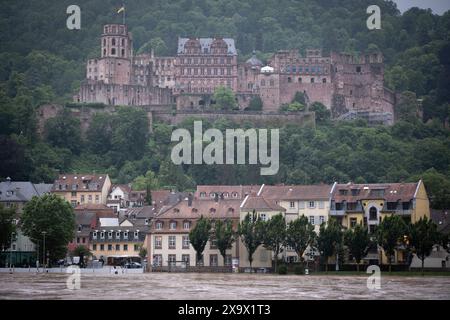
0,272 -> 449,300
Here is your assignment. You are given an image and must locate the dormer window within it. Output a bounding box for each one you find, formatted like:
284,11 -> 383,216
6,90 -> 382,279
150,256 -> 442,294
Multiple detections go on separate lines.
108,231 -> 113,239
156,221 -> 163,230
100,231 -> 105,239
200,192 -> 206,198
232,192 -> 238,198
134,231 -> 139,239
183,221 -> 191,230
173,208 -> 180,213
78,224 -> 82,232
145,218 -> 149,225
170,221 -> 177,230
93,231 -> 98,239
123,231 -> 129,238
115,231 -> 121,239
209,192 -> 215,198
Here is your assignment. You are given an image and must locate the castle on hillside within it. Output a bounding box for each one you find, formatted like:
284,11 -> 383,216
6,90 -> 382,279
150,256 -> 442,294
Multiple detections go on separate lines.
75,24 -> 396,125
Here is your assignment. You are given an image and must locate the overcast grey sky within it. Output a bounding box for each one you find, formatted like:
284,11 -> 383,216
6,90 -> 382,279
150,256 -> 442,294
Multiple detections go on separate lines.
392,0 -> 450,15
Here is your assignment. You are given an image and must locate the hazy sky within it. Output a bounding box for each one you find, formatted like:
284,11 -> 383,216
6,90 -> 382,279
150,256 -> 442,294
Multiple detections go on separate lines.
392,0 -> 450,15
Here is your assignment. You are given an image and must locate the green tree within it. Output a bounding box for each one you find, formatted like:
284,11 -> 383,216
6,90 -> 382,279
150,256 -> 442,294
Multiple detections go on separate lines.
133,170 -> 160,191
317,218 -> 342,272
213,219 -> 235,265
246,96 -> 263,111
44,109 -> 82,154
21,194 -> 75,264
344,223 -> 371,272
212,86 -> 237,111
285,215 -> 315,271
309,102 -> 331,123
376,215 -> 408,273
262,213 -> 286,273
409,216 -> 440,275
0,204 -> 17,250
280,101 -> 305,112
292,91 -> 306,105
189,215 -> 211,266
71,245 -> 92,268
238,210 -> 264,272
86,113 -> 113,154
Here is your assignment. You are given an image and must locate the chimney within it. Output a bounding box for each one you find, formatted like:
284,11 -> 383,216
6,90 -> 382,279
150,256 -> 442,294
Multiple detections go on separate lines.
188,193 -> 193,207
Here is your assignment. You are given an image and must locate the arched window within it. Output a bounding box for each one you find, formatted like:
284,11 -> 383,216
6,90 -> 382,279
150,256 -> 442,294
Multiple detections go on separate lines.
369,207 -> 377,221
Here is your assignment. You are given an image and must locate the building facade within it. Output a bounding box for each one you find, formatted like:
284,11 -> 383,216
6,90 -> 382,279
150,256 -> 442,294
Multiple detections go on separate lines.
51,174 -> 112,207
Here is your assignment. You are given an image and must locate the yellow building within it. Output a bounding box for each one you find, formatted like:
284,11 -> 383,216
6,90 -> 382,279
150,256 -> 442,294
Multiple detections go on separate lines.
51,174 -> 112,207
330,180 -> 430,265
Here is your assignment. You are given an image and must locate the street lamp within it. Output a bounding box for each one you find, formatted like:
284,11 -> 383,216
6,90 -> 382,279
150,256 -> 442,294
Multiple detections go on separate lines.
42,231 -> 47,269
9,232 -> 16,270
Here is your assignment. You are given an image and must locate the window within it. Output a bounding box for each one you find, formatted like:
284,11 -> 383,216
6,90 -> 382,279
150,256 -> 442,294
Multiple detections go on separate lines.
350,218 -> 357,228
311,78 -> 315,83
95,195 -> 100,203
168,254 -> 176,267
299,201 -> 305,209
71,200 -> 77,207
183,221 -> 191,230
100,232 -> 105,239
225,254 -> 232,266
82,237 -> 86,244
318,201 -> 324,209
153,254 -> 162,267
170,221 -> 177,230
309,201 -> 315,208
322,78 -> 327,83
100,244 -> 104,251
319,216 -> 325,224
71,191 -> 77,197
156,221 -> 163,230
260,213 -> 267,221
182,254 -> 190,266
339,189 -> 348,196
93,231 -> 97,239
351,189 -> 360,196
123,244 -> 128,251
111,48 -> 116,55
287,77 -> 292,83
309,216 -> 315,225
134,244 -> 139,251
88,195 -> 92,203
123,231 -> 128,239
115,231 -> 120,239
77,237 -> 80,244
108,244 -> 112,251
356,66 -> 361,73
112,38 -> 116,46
108,231 -> 112,239
182,235 -> 190,249
92,244 -> 97,251
369,207 -> 377,221
290,201 -> 295,208
81,195 -> 85,203
115,244 -> 120,251
169,236 -> 176,249
154,236 -> 162,249
210,254 -> 218,267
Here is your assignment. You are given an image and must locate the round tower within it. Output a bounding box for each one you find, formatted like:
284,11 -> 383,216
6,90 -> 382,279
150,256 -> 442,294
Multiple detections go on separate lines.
101,24 -> 133,59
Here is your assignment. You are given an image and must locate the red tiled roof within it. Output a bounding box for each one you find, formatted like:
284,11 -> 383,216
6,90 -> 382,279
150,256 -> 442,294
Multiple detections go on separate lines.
331,182 -> 419,202
51,174 -> 108,192
156,198 -> 241,219
241,194 -> 286,212
261,184 -> 332,200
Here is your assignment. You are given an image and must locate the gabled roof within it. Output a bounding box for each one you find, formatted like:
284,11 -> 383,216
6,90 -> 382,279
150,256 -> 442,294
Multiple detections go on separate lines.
0,181 -> 52,202
177,38 -> 237,55
260,184 -> 333,201
156,198 -> 241,220
111,184 -> 132,194
240,194 -> 286,212
51,174 -> 109,192
332,182 -> 419,202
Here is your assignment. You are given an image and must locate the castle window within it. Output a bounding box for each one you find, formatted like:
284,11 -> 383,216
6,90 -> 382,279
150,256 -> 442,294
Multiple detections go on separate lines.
287,77 -> 292,83
121,38 -> 125,46
111,48 -> 116,55
112,38 -> 116,46
356,66 -> 361,73
121,49 -> 125,56
350,90 -> 353,96
298,77 -> 302,83
103,49 -> 106,56
322,78 -> 327,83
310,78 -> 315,83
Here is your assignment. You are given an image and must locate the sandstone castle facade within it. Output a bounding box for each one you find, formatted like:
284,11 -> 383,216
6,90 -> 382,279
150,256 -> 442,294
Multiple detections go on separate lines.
75,24 -> 396,125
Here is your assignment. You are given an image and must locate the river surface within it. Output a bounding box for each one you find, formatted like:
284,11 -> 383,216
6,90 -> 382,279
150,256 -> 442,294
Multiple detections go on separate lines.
0,272 -> 449,300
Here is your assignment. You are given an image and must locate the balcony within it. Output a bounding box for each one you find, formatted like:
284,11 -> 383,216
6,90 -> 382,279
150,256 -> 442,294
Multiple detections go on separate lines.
330,210 -> 345,216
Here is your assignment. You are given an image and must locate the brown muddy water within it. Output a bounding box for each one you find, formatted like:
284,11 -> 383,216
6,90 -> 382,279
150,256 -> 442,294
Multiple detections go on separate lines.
0,272 -> 449,300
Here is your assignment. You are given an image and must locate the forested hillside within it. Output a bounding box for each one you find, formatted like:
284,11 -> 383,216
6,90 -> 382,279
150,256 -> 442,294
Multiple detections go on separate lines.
0,0 -> 449,209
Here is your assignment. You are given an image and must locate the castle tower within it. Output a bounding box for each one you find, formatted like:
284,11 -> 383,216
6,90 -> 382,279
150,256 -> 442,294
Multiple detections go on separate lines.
101,24 -> 133,59
96,24 -> 133,85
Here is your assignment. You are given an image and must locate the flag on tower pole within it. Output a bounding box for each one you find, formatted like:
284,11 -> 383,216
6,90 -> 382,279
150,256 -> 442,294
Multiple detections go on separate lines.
117,4 -> 125,25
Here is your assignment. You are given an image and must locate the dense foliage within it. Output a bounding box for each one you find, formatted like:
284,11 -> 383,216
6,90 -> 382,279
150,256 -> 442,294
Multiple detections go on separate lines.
0,1 -> 449,210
